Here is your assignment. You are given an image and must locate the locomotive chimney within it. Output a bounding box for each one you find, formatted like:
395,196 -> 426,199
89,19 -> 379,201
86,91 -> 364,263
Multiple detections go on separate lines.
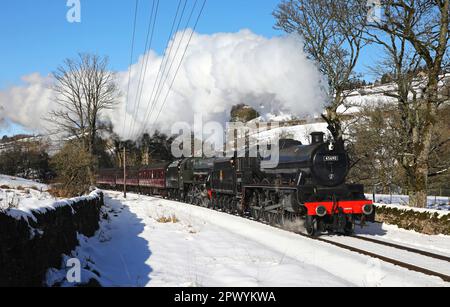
311,132 -> 325,144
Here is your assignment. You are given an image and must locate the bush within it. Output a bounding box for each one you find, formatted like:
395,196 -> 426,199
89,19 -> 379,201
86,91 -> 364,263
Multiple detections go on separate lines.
50,141 -> 93,197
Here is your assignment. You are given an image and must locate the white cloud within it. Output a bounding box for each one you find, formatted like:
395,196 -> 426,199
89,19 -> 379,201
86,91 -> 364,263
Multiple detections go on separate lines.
0,30 -> 326,139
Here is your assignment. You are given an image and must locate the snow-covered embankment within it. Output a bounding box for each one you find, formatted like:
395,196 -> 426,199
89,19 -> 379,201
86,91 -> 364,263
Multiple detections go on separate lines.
0,175 -> 104,287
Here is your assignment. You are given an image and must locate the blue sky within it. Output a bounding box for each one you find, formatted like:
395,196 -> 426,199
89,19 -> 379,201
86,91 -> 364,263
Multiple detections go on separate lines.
0,0 -> 379,136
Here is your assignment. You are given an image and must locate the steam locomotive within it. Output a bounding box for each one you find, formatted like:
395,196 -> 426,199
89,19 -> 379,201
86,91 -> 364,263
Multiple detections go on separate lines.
97,132 -> 375,236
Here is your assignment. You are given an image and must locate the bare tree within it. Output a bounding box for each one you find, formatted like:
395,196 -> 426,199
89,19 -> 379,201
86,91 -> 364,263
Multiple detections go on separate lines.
348,105 -> 402,193
274,0 -> 367,144
48,53 -> 120,184
367,0 -> 449,207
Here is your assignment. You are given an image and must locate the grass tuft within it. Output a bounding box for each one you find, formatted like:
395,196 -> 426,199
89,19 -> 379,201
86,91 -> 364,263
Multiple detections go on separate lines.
156,215 -> 180,224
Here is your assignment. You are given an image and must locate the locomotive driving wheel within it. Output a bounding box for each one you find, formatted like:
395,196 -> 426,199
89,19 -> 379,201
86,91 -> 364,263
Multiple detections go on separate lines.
344,219 -> 355,235
191,186 -> 203,207
250,192 -> 261,221
305,216 -> 318,237
276,209 -> 285,226
186,186 -> 195,205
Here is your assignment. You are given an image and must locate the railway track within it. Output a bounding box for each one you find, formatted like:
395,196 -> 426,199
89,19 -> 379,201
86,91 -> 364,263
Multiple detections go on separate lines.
209,201 -> 450,283
297,233 -> 450,283
351,235 -> 450,262
108,190 -> 450,283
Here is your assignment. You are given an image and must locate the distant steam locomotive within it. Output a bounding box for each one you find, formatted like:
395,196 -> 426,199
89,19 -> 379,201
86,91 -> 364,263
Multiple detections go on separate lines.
98,132 -> 375,236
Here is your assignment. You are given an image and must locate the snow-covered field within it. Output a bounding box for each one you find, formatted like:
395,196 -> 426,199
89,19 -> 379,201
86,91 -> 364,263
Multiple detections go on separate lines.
369,194 -> 450,211
0,174 -> 47,191
256,122 -> 329,145
48,191 -> 450,287
0,175 -> 55,219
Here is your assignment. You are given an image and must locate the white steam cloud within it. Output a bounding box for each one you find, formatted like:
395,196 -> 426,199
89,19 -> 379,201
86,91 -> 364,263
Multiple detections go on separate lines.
0,73 -> 53,132
0,30 -> 326,139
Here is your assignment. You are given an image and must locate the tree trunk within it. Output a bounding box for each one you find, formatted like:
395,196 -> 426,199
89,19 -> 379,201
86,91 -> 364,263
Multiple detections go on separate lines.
408,169 -> 428,208
407,81 -> 437,208
80,135 -> 95,187
322,102 -> 344,145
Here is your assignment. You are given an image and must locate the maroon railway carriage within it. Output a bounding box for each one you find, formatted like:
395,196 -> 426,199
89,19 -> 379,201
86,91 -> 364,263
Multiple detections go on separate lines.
97,169 -> 117,188
139,162 -> 171,196
97,163 -> 171,195
121,168 -> 140,193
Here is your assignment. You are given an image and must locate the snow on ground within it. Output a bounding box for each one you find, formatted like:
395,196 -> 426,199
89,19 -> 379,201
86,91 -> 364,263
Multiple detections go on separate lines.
356,223 -> 450,257
4,190 -> 102,222
255,122 -> 329,144
0,175 -> 55,219
0,174 -> 47,191
1,188 -> 54,220
49,191 -> 449,287
250,112 -> 298,123
0,174 -> 102,222
368,194 -> 450,211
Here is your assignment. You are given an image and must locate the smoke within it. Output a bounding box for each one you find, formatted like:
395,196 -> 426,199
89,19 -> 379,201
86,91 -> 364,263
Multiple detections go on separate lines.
0,73 -> 54,132
282,218 -> 306,234
0,30 -> 326,138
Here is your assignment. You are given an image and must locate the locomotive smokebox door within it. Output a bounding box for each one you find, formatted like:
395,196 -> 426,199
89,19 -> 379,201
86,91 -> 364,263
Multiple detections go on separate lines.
311,132 -> 325,144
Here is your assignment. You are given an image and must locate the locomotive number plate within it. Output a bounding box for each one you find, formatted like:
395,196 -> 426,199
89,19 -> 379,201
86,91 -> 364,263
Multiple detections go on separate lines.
324,155 -> 339,162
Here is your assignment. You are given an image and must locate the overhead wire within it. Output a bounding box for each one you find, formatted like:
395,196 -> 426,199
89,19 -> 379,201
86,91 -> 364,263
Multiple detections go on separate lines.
122,0 -> 140,141
144,0 -> 207,135
127,0 -> 160,140
144,0 -> 200,128
135,0 -> 187,138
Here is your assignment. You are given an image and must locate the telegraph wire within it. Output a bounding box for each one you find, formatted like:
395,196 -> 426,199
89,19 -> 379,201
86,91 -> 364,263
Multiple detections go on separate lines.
145,0 -> 207,135
128,0 -> 160,140
136,0 -> 188,137
122,0 -> 140,140
145,0 -> 200,128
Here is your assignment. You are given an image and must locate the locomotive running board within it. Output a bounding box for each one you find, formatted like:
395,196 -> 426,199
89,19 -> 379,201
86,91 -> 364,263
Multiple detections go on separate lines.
244,185 -> 297,190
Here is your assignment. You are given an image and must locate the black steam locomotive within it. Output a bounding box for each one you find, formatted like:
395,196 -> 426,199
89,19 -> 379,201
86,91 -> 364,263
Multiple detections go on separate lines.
98,132 -> 374,236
